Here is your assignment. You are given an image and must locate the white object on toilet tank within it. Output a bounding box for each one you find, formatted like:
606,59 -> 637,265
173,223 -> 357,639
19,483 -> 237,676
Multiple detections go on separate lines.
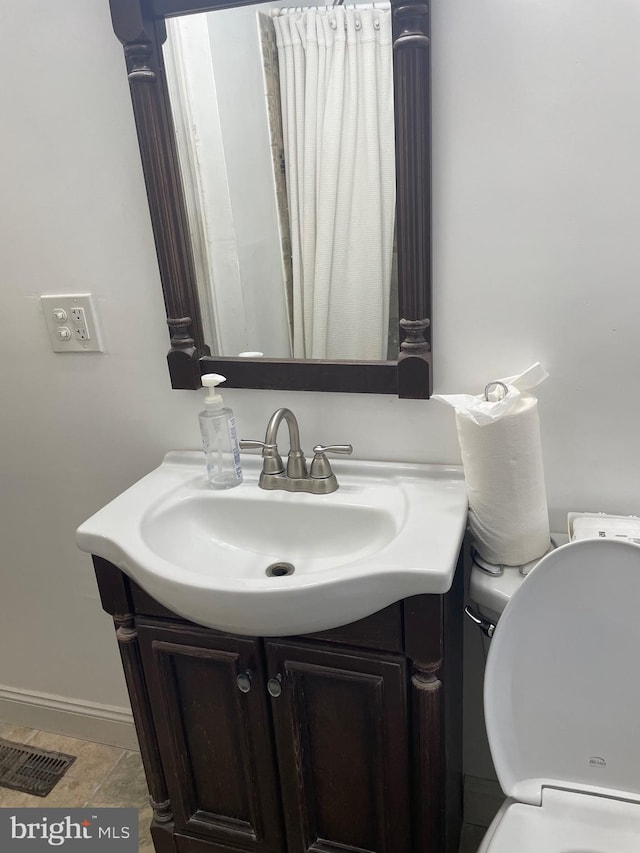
434,363 -> 550,566
568,512 -> 640,544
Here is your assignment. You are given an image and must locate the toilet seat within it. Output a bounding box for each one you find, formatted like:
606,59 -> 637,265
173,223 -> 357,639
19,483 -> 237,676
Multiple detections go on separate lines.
482,788 -> 640,853
481,539 -> 640,849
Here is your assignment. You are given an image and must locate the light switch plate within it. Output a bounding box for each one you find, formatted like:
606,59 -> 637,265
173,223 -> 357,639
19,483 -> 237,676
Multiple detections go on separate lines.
41,294 -> 104,352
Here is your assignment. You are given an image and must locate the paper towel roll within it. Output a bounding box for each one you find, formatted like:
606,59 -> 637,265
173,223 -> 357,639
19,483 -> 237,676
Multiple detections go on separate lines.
456,394 -> 550,566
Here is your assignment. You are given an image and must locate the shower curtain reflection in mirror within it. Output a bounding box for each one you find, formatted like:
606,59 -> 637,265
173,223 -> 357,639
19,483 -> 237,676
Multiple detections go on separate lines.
164,2 -> 395,361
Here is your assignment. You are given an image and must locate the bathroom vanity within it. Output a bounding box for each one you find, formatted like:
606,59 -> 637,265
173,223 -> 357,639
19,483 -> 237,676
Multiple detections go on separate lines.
78,452 -> 467,852
94,556 -> 463,853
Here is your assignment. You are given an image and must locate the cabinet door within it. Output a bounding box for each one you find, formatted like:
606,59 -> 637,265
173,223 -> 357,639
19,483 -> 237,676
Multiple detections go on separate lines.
265,640 -> 411,853
137,619 -> 283,853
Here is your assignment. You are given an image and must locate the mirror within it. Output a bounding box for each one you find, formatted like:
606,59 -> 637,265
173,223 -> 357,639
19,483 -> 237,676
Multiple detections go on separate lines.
109,0 -> 431,397
163,3 -> 399,362
163,2 -> 398,362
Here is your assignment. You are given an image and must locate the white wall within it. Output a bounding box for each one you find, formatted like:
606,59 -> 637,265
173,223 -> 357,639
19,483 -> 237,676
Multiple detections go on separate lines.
0,0 -> 639,776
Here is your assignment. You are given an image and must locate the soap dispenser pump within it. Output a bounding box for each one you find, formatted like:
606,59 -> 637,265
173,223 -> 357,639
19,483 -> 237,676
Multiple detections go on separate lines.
199,373 -> 243,490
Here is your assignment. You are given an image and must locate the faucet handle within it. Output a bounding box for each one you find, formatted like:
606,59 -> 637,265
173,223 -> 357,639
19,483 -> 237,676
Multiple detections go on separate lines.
313,444 -> 353,455
239,439 -> 268,450
310,444 -> 353,479
239,440 -> 284,475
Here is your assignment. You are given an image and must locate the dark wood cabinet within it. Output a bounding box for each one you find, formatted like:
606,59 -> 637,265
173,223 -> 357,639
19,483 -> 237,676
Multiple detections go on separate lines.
266,641 -> 411,853
137,621 -> 283,852
93,556 -> 463,853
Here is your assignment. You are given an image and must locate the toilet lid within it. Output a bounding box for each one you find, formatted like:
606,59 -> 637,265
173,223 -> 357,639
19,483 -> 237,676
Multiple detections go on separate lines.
484,539 -> 640,805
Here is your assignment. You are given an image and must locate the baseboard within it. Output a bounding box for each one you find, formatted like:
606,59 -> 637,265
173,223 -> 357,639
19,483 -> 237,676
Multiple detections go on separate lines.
463,775 -> 505,828
0,684 -> 138,750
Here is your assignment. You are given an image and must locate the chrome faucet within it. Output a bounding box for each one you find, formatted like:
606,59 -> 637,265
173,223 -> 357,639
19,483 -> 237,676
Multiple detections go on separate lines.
240,407 -> 352,494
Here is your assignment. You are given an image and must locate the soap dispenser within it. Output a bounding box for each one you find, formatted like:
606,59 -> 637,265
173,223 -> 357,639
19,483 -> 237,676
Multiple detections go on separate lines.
199,374 -> 243,490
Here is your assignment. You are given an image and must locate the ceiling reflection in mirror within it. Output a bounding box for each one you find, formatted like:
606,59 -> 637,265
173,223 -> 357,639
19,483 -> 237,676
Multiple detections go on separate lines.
163,2 -> 397,362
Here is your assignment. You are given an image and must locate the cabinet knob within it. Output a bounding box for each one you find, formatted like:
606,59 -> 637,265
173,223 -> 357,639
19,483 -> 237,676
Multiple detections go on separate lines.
267,674 -> 282,698
236,670 -> 253,693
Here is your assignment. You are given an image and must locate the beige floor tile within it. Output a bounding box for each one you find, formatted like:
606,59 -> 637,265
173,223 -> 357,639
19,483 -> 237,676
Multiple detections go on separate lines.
0,771 -> 99,809
32,772 -> 102,808
93,750 -> 149,807
28,730 -> 88,756
138,802 -> 154,847
0,729 -> 89,807
3,732 -> 118,806
0,787 -> 46,807
0,730 -> 151,845
0,731 -> 138,813
0,723 -> 38,744
67,742 -> 124,781
14,731 -> 123,785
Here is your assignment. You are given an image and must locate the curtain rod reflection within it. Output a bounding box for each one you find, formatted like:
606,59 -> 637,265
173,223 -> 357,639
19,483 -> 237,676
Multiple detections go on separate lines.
270,2 -> 390,15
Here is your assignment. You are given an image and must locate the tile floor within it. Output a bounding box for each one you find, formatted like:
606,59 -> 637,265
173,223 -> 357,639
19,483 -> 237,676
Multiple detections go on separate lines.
0,722 -> 488,853
0,723 -> 153,851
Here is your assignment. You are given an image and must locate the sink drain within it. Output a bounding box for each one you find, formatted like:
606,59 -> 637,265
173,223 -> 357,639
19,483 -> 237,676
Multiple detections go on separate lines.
266,562 -> 295,578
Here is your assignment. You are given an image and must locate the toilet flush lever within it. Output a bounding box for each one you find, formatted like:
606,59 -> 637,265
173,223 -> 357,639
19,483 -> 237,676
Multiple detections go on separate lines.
464,606 -> 496,639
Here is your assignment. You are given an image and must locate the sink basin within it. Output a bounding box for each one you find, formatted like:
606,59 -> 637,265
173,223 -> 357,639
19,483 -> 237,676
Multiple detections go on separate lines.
77,451 -> 467,635
143,494 -> 400,573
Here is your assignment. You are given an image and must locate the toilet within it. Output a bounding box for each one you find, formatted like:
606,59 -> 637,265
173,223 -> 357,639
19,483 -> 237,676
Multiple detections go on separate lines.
472,538 -> 640,851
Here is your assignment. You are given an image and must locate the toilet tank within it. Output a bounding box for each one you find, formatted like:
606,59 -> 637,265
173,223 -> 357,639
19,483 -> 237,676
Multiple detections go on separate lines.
470,513 -> 640,626
469,564 -> 526,624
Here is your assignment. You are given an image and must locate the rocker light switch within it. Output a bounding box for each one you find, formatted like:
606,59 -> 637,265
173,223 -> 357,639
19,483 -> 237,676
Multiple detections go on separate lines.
41,294 -> 104,352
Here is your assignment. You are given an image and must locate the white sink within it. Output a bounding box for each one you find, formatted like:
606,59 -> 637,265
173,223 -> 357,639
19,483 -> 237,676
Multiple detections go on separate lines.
77,451 -> 467,636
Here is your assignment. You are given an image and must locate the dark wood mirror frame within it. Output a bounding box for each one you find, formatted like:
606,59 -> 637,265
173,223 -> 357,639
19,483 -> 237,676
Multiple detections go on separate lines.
109,0 -> 431,398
